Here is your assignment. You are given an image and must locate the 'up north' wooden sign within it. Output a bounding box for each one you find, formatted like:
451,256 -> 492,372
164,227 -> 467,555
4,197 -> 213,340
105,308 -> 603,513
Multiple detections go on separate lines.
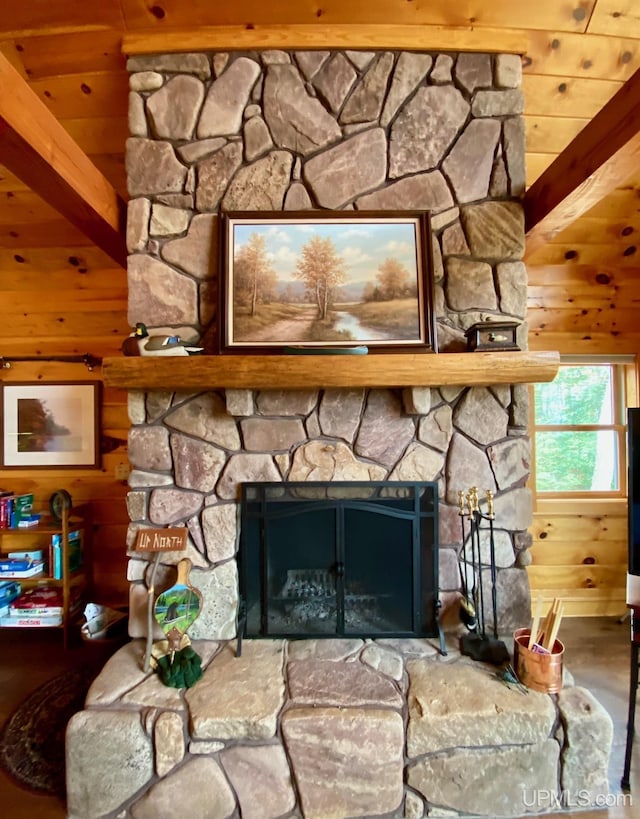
134,528 -> 187,552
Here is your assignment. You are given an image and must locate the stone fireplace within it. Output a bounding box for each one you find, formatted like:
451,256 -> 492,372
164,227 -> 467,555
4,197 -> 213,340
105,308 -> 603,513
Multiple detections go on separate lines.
65,47 -> 614,819
123,46 -> 533,643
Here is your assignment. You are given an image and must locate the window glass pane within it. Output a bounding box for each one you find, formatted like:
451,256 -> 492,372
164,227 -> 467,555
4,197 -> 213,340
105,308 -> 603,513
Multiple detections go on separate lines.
535,430 -> 619,491
535,366 -> 613,425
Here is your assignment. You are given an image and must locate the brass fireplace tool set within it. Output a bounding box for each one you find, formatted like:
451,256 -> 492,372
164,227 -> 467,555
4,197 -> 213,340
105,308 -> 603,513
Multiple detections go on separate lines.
458,487 -> 510,665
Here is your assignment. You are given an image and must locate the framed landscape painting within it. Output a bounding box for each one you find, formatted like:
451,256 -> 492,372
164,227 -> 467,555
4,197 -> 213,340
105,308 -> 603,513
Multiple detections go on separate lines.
1,382 -> 100,469
219,211 -> 436,354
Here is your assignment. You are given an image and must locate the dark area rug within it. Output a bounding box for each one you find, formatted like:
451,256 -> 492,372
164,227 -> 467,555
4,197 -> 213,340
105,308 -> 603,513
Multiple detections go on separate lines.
0,667 -> 95,796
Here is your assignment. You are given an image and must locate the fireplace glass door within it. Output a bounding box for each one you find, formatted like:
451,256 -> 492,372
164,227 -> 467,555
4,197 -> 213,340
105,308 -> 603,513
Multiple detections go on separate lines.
239,481 -> 439,640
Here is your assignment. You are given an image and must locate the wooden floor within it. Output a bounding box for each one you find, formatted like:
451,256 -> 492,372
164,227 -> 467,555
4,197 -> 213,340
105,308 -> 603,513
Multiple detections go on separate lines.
0,628 -> 121,819
0,619 -> 637,818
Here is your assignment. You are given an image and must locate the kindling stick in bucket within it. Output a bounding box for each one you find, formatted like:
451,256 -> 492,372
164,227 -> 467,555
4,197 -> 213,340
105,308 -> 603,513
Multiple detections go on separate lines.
528,596 -> 544,650
514,597 -> 565,693
528,597 -> 564,654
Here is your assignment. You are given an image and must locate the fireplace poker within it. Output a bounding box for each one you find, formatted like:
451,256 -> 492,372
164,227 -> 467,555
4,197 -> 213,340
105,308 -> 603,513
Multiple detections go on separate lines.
486,489 -> 499,640
460,487 -> 509,666
470,488 -> 487,638
457,489 -> 477,631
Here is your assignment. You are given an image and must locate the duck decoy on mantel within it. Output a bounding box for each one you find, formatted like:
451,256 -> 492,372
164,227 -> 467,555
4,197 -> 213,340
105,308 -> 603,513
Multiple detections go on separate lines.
122,323 -> 204,357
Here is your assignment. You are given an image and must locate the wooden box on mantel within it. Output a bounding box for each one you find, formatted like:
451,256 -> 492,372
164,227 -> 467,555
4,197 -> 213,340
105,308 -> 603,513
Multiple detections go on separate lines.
465,321 -> 520,352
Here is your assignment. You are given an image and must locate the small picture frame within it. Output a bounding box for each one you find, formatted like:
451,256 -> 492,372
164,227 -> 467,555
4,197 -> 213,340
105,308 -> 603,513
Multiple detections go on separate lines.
0,382 -> 100,469
219,210 -> 437,353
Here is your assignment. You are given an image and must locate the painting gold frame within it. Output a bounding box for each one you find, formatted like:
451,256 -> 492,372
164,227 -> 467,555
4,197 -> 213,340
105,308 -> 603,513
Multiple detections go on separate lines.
220,211 -> 436,354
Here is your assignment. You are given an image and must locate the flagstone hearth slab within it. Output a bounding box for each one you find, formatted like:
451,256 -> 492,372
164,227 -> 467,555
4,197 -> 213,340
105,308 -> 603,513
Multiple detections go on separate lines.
281,707 -> 404,819
220,744 -> 296,819
558,685 -> 614,800
407,739 -> 560,817
85,639 -> 168,706
66,709 -> 154,819
287,637 -> 363,661
185,640 -> 285,739
287,658 -> 403,707
407,660 -> 556,756
129,756 -> 235,819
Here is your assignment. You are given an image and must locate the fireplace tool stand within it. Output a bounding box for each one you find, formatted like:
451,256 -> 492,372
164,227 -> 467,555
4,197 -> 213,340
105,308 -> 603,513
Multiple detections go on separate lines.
459,487 -> 509,665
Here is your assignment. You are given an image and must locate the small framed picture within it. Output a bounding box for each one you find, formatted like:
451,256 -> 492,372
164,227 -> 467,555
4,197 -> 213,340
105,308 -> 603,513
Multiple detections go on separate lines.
219,210 -> 437,353
0,382 -> 100,469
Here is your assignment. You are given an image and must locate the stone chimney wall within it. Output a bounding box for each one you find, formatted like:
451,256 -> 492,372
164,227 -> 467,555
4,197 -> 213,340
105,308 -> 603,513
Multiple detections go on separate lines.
124,48 -> 533,639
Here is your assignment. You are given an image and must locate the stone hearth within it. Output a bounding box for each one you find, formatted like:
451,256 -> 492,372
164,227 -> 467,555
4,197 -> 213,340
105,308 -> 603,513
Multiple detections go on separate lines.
66,635 -> 613,818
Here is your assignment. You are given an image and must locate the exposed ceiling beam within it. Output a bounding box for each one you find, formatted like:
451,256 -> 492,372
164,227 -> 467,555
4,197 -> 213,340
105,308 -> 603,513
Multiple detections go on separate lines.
524,66 -> 640,260
0,51 -> 127,268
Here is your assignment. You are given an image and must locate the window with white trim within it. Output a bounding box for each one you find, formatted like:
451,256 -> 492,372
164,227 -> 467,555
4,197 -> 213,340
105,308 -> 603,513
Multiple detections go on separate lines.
531,358 -> 632,496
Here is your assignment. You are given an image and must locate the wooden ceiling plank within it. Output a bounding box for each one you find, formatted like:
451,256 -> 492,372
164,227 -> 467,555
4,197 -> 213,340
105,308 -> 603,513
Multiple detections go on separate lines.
582,186 -> 640,219
527,263 -> 640,285
525,153 -> 555,187
119,0 -> 592,33
87,155 -> 128,199
588,0 -> 640,39
523,29 -> 640,81
29,71 -> 129,121
525,115 -> 589,153
0,164 -> 29,192
522,74 -> 623,118
62,116 -> 129,156
0,2 -> 124,38
528,284 -> 640,309
0,52 -> 127,267
524,66 -> 640,258
0,219 -> 93,249
12,30 -> 126,80
0,40 -> 28,80
536,214 -> 640,244
122,24 -> 529,56
526,241 -> 640,267
0,190 -> 62,224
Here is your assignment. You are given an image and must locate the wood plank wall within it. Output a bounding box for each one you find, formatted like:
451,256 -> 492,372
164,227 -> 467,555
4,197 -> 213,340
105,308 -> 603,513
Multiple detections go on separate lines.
527,259 -> 638,617
0,238 -> 130,606
528,499 -> 628,617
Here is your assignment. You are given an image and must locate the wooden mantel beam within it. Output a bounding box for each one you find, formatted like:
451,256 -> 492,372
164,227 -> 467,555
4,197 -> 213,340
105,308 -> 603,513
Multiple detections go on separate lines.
0,51 -> 127,268
122,24 -> 528,57
524,66 -> 640,260
102,351 -> 560,391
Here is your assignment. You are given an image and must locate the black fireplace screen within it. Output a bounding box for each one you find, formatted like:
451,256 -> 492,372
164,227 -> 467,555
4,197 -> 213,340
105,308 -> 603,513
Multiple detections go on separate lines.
239,481 -> 441,643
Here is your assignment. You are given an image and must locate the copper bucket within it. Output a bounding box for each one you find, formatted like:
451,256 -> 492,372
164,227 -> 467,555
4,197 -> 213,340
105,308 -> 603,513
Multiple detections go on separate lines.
513,627 -> 564,694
